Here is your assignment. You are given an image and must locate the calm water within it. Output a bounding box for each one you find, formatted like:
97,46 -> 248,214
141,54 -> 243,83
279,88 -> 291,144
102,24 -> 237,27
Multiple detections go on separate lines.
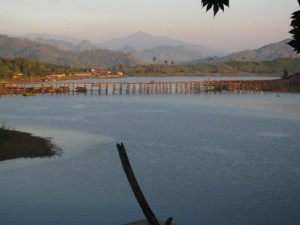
0,78 -> 300,225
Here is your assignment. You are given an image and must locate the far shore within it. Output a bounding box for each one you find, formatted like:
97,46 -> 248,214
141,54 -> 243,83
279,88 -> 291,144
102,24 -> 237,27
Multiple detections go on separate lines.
125,72 -> 278,78
0,128 -> 59,162
0,72 -> 279,83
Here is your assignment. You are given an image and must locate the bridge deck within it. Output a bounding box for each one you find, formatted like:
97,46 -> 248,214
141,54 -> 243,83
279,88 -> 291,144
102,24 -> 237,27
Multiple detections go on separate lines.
0,79 -> 297,95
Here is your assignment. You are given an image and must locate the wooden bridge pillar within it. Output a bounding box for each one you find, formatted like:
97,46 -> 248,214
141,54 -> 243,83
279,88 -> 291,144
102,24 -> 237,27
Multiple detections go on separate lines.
119,84 -> 123,95
112,84 -> 116,94
132,84 -> 136,94
126,83 -> 130,94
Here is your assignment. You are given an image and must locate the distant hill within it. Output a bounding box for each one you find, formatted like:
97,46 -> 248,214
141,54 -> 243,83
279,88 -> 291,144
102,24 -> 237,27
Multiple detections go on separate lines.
141,45 -> 207,64
221,39 -> 299,62
33,37 -> 99,52
188,39 -> 299,64
99,31 -> 227,63
22,31 -> 226,64
8,32 -> 298,66
0,34 -> 143,68
23,33 -> 82,44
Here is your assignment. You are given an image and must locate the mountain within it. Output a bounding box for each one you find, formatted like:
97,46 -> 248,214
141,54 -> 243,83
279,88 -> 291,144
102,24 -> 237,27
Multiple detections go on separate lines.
220,39 -> 299,62
99,31 -> 227,63
22,33 -> 102,52
23,33 -> 82,44
0,34 -> 143,68
8,32 -> 297,67
138,45 -> 205,63
32,38 -> 99,52
22,31 -> 227,64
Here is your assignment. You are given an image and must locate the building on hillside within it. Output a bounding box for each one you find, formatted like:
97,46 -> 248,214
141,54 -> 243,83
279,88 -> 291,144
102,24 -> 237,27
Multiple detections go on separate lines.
91,68 -> 111,76
74,72 -> 92,77
12,73 -> 23,79
47,74 -> 66,79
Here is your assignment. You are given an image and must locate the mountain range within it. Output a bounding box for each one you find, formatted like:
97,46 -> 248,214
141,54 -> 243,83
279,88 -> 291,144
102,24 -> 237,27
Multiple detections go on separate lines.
98,31 -> 227,63
0,34 -> 143,68
23,31 -> 226,63
1,32 -> 299,68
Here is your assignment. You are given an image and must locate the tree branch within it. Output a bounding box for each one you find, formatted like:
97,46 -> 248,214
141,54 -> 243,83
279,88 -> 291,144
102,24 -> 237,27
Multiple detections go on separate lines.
116,143 -> 163,225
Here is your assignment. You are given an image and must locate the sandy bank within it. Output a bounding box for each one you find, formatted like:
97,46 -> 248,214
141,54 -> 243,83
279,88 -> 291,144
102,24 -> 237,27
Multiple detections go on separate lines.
0,128 -> 59,162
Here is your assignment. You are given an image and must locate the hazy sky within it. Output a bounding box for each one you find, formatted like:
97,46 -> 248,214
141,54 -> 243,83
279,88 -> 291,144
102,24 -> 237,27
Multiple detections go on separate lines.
1,0 -> 299,52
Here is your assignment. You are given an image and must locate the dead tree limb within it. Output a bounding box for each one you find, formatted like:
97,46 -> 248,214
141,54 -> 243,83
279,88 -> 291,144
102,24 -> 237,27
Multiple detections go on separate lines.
164,217 -> 173,225
116,143 -> 172,225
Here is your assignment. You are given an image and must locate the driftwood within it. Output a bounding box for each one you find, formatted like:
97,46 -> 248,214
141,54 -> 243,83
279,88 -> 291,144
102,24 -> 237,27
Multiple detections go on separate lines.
116,143 -> 173,225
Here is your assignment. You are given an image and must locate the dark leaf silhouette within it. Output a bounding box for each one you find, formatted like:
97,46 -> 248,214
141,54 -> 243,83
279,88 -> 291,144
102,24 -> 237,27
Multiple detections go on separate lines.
289,10 -> 300,53
291,19 -> 300,27
288,40 -> 300,53
218,3 -> 224,11
207,3 -> 213,12
202,0 -> 229,16
289,28 -> 300,39
213,4 -> 219,15
291,10 -> 300,19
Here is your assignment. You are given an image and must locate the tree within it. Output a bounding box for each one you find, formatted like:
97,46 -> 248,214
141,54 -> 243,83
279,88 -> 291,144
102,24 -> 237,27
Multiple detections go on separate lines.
289,9 -> 300,53
282,68 -> 289,79
118,64 -> 123,71
201,0 -> 300,53
152,56 -> 157,64
207,56 -> 213,62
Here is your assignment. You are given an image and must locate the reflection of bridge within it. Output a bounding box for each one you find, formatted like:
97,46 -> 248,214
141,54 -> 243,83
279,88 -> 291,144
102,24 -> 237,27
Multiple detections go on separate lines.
0,79 -> 297,95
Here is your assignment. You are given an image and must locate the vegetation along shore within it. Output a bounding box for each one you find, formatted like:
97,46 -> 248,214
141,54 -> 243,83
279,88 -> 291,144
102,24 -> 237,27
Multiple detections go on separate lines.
1,56 -> 300,81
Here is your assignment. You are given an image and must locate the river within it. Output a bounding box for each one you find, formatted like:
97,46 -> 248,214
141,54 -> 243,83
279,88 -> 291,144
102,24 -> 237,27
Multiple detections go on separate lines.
0,77 -> 300,225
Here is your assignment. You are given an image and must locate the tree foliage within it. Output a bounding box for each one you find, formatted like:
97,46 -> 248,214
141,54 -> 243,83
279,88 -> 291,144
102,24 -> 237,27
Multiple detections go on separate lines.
288,10 -> 300,53
123,58 -> 300,76
201,0 -> 300,53
0,57 -> 88,79
202,0 -> 229,16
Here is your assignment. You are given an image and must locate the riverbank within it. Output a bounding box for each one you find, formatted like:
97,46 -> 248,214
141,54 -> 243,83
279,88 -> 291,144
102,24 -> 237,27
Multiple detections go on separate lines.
125,72 -> 277,78
0,128 -> 59,162
0,71 -> 278,83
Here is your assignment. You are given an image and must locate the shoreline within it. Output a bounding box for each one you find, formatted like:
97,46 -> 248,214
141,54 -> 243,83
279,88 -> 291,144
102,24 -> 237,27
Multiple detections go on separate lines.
0,72 -> 279,83
0,128 -> 60,162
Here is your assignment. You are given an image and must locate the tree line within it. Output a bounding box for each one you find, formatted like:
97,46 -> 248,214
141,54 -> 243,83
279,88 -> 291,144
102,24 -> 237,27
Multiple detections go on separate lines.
123,58 -> 300,76
0,57 -> 90,79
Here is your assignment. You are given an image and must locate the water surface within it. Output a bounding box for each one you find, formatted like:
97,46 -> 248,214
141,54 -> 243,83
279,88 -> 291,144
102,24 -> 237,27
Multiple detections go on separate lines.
0,81 -> 299,225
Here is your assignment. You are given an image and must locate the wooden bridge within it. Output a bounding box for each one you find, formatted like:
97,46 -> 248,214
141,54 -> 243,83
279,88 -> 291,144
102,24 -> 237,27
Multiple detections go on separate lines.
0,79 -> 297,96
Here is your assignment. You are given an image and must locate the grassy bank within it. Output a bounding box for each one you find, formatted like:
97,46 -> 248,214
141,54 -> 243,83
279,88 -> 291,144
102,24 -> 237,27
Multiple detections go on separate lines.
123,58 -> 300,77
0,128 -> 59,162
